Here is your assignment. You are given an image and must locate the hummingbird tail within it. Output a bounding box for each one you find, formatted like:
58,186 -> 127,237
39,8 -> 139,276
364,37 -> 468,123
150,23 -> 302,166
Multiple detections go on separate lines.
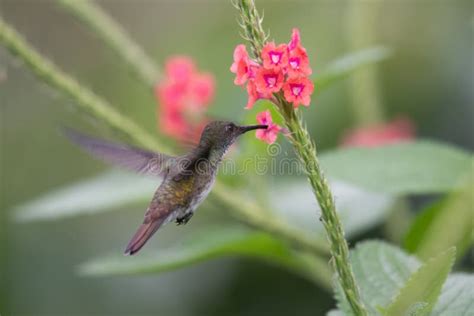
124,218 -> 165,255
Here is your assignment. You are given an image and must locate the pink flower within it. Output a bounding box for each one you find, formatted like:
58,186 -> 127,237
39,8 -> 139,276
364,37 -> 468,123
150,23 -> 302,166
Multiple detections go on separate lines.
233,27 -> 315,113
245,80 -> 259,109
245,80 -> 271,109
287,45 -> 312,78
255,110 -> 282,144
283,77 -> 314,107
155,55 -> 215,142
165,56 -> 196,85
261,42 -> 288,71
288,28 -> 301,51
189,72 -> 215,109
255,67 -> 284,94
340,118 -> 415,148
158,101 -> 187,140
230,44 -> 254,85
156,80 -> 185,110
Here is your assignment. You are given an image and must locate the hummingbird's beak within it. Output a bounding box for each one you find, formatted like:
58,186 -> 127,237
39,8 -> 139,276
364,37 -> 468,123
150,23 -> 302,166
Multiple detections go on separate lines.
238,124 -> 268,134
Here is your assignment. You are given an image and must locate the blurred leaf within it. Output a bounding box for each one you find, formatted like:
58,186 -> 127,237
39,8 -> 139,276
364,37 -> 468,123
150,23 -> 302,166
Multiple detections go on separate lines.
384,247 -> 456,316
314,46 -> 393,94
403,302 -> 430,316
320,141 -> 472,194
404,199 -> 446,253
14,171 -> 155,221
14,141 -> 470,223
270,180 -> 395,239
335,241 -> 421,315
431,273 -> 474,315
404,179 -> 473,261
79,225 -> 332,287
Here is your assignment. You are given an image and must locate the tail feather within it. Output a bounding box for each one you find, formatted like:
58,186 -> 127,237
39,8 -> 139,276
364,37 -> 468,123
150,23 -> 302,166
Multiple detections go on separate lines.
124,218 -> 165,255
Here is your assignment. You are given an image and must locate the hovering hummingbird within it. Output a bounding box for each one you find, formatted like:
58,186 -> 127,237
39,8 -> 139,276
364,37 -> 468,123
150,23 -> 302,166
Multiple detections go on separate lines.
64,121 -> 267,255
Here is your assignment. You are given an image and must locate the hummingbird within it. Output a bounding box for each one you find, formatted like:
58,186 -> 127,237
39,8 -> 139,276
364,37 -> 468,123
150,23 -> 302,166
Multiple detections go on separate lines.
64,121 -> 267,255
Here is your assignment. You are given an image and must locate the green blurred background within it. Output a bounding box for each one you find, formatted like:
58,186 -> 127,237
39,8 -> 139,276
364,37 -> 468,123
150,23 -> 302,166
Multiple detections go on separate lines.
1,0 -> 472,315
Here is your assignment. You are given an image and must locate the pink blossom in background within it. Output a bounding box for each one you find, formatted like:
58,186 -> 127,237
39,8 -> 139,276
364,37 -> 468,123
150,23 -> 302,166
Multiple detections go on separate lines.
158,103 -> 187,140
155,56 -> 215,142
340,117 -> 415,148
255,110 -> 282,144
165,56 -> 195,85
189,73 -> 215,109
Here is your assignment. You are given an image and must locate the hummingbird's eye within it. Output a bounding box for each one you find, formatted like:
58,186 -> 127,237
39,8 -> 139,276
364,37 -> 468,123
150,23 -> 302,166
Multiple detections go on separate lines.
225,124 -> 234,132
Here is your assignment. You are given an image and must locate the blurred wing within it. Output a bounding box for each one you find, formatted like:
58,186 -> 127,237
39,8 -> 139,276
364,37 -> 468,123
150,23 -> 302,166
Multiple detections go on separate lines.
63,128 -> 173,177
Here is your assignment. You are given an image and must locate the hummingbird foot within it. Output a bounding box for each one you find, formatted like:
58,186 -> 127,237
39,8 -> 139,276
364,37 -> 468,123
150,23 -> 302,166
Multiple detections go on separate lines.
176,212 -> 194,225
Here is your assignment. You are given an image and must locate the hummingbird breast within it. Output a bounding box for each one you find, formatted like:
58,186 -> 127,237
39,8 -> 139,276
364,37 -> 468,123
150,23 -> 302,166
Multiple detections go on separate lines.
159,164 -> 216,221
189,173 -> 216,211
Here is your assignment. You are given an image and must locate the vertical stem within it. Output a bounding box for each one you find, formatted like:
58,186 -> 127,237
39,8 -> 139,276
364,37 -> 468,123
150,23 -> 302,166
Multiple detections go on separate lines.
235,1 -> 368,315
56,0 -> 161,86
282,107 -> 367,315
347,2 -> 415,248
347,0 -> 385,126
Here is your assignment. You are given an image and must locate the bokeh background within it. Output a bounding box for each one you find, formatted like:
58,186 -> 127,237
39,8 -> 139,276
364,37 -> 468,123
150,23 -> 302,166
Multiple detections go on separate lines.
1,0 -> 473,315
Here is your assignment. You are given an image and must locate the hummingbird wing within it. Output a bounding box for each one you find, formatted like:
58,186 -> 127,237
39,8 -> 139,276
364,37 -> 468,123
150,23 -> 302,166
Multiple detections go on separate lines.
63,128 -> 173,177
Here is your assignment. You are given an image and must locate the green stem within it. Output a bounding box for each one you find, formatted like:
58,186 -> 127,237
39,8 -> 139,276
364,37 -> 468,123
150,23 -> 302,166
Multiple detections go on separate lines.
235,1 -> 368,315
347,0 -> 385,126
56,0 -> 161,86
232,0 -> 267,61
0,17 -> 329,266
281,105 -> 367,315
0,17 -> 164,152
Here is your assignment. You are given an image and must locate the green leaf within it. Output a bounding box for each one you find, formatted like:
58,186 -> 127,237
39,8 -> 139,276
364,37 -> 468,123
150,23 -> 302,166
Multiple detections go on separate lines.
332,243 -> 472,316
320,141 -> 472,194
335,241 -> 421,315
404,179 -> 474,261
314,46 -> 393,94
14,175 -> 395,241
13,171 -> 155,221
384,247 -> 456,316
431,273 -> 474,315
404,302 -> 429,316
78,225 -> 332,287
270,180 -> 395,238
404,199 -> 446,253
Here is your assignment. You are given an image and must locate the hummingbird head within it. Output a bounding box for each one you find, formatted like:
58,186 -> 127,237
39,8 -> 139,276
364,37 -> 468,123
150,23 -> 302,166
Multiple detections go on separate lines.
198,121 -> 268,152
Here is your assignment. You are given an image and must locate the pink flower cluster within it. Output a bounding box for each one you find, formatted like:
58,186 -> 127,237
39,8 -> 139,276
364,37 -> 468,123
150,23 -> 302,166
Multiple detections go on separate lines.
155,56 -> 215,141
231,28 -> 314,144
231,28 -> 313,109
